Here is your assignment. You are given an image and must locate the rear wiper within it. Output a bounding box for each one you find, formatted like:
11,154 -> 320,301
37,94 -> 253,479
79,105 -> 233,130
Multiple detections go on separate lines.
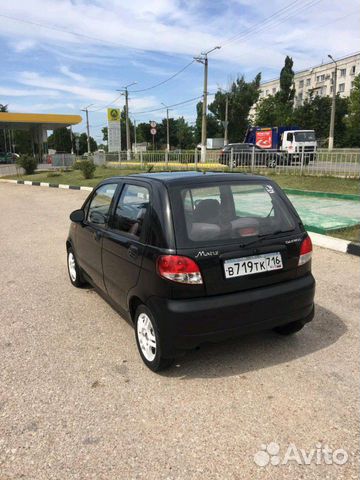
239,230 -> 292,248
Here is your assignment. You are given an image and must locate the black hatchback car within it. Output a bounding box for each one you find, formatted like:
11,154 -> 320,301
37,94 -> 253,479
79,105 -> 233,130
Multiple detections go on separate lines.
218,143 -> 286,167
67,172 -> 315,371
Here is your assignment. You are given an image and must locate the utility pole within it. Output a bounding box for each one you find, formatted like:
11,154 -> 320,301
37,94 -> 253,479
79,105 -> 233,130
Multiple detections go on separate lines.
161,103 -> 170,152
117,82 -> 137,160
194,46 -> 221,163
328,54 -> 337,150
81,104 -> 93,155
218,86 -> 229,145
224,94 -> 229,146
133,119 -> 137,154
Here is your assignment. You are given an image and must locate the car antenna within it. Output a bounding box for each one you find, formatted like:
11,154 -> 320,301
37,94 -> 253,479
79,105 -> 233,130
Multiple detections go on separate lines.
147,165 -> 154,173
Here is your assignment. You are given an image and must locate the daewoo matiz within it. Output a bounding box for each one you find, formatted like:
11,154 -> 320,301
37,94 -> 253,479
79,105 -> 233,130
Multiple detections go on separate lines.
67,172 -> 315,371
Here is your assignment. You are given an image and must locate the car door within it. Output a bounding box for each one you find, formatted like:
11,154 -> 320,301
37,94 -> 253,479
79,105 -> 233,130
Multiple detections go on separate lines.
102,182 -> 150,309
75,182 -> 118,290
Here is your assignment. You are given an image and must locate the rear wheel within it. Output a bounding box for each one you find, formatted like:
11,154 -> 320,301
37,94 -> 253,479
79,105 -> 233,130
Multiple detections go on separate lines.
273,319 -> 306,335
266,157 -> 277,168
67,247 -> 86,288
134,305 -> 174,372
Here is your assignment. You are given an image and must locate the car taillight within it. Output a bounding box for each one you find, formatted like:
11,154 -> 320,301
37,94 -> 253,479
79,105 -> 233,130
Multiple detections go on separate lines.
298,236 -> 312,266
157,255 -> 203,284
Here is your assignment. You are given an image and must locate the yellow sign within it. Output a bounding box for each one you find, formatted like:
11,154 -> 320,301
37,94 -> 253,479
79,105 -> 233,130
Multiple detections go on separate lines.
107,108 -> 120,122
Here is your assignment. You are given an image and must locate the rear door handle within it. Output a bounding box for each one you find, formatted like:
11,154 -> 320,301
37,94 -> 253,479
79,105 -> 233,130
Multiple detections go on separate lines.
128,245 -> 138,259
93,230 -> 102,241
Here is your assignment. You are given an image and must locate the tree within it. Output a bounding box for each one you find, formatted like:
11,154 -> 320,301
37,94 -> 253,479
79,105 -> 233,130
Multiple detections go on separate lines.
255,56 -> 295,126
0,104 -> 8,112
136,122 -> 153,145
208,73 -> 261,142
13,130 -> 32,155
279,56 -> 295,104
175,117 -> 195,149
48,128 -> 97,154
293,94 -> 349,146
345,74 -> 360,147
78,133 -> 97,154
48,127 -> 72,152
194,101 -> 221,144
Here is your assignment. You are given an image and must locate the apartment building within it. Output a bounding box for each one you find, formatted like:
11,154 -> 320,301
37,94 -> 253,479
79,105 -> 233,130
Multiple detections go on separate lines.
258,52 -> 360,107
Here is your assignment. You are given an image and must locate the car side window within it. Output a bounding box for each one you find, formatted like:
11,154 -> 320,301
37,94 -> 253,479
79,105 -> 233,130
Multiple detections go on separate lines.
87,183 -> 117,226
112,184 -> 150,239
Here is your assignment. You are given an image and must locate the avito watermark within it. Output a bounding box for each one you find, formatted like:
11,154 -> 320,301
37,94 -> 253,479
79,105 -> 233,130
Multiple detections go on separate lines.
254,442 -> 348,467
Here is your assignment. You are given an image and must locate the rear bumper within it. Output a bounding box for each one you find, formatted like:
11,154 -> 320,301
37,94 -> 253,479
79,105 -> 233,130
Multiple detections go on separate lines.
147,274 -> 315,356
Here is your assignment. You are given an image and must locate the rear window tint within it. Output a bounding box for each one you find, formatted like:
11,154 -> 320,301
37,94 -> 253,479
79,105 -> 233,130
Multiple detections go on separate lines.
171,182 -> 296,247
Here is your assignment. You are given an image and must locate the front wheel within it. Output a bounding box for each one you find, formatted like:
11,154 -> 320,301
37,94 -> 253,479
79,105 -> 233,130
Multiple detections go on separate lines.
67,247 -> 86,288
134,305 -> 174,372
273,319 -> 306,335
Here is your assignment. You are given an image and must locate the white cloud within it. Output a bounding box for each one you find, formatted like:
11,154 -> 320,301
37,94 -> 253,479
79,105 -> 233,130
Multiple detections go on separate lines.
1,0 -> 357,66
59,66 -> 85,82
11,39 -> 36,52
0,87 -> 60,97
0,0 -> 359,123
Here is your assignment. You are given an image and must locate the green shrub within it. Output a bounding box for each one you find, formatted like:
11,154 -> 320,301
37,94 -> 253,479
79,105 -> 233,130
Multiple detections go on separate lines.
73,160 -> 83,170
16,155 -> 38,175
79,159 -> 96,179
46,172 -> 61,178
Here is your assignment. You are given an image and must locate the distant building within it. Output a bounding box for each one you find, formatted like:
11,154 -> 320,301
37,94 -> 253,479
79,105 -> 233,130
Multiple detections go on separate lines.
255,52 -> 360,111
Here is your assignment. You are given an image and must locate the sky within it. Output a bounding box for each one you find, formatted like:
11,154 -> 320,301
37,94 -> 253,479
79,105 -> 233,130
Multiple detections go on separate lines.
0,0 -> 359,144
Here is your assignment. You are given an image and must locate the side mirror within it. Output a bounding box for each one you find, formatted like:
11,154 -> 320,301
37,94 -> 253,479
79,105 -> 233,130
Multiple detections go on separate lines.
70,209 -> 85,223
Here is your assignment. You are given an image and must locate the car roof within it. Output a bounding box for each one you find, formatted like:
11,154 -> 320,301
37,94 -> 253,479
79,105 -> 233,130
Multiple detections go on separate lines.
101,171 -> 269,186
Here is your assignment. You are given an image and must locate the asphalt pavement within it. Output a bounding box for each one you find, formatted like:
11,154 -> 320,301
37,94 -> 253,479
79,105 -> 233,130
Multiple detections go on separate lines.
0,183 -> 359,480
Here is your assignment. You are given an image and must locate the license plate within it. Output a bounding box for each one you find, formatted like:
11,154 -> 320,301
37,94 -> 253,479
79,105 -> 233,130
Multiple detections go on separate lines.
224,252 -> 283,279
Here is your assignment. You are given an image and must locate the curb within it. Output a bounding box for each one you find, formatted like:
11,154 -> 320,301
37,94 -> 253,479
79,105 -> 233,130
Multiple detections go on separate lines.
1,178 -> 359,257
284,188 -> 360,202
0,178 -> 93,192
308,232 -> 360,257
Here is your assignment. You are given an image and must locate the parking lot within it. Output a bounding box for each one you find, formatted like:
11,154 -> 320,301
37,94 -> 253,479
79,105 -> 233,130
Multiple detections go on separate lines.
0,183 -> 359,479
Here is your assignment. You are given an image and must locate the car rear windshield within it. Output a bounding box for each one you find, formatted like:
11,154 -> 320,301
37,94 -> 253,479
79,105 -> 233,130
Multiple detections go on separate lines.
170,181 -> 297,247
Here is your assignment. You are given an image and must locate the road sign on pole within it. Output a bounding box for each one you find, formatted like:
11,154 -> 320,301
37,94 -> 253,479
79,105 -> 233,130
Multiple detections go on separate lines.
107,108 -> 121,153
150,128 -> 157,135
150,121 -> 157,128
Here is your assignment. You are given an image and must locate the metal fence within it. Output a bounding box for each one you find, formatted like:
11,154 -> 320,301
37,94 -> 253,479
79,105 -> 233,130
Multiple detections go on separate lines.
95,148 -> 360,178
2,148 -> 358,179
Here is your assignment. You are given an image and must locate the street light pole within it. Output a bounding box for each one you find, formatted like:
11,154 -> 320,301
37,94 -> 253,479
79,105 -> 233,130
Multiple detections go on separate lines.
328,54 -> 337,150
161,103 -> 170,152
117,82 -> 137,160
194,46 -> 221,163
81,104 -> 93,155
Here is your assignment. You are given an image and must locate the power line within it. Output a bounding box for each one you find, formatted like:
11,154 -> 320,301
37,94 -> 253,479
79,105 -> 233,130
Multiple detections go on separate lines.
130,60 -> 196,93
221,0 -> 302,47
221,0 -> 323,48
132,95 -> 203,115
0,14 -> 140,51
89,94 -> 124,112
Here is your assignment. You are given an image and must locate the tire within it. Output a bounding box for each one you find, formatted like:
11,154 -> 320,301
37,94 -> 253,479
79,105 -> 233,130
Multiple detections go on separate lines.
273,319 -> 306,335
134,305 -> 174,372
266,158 -> 277,168
67,247 -> 86,288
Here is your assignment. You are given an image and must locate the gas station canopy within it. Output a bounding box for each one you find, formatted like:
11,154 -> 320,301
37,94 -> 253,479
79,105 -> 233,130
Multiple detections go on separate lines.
0,112 -> 82,161
0,112 -> 82,130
